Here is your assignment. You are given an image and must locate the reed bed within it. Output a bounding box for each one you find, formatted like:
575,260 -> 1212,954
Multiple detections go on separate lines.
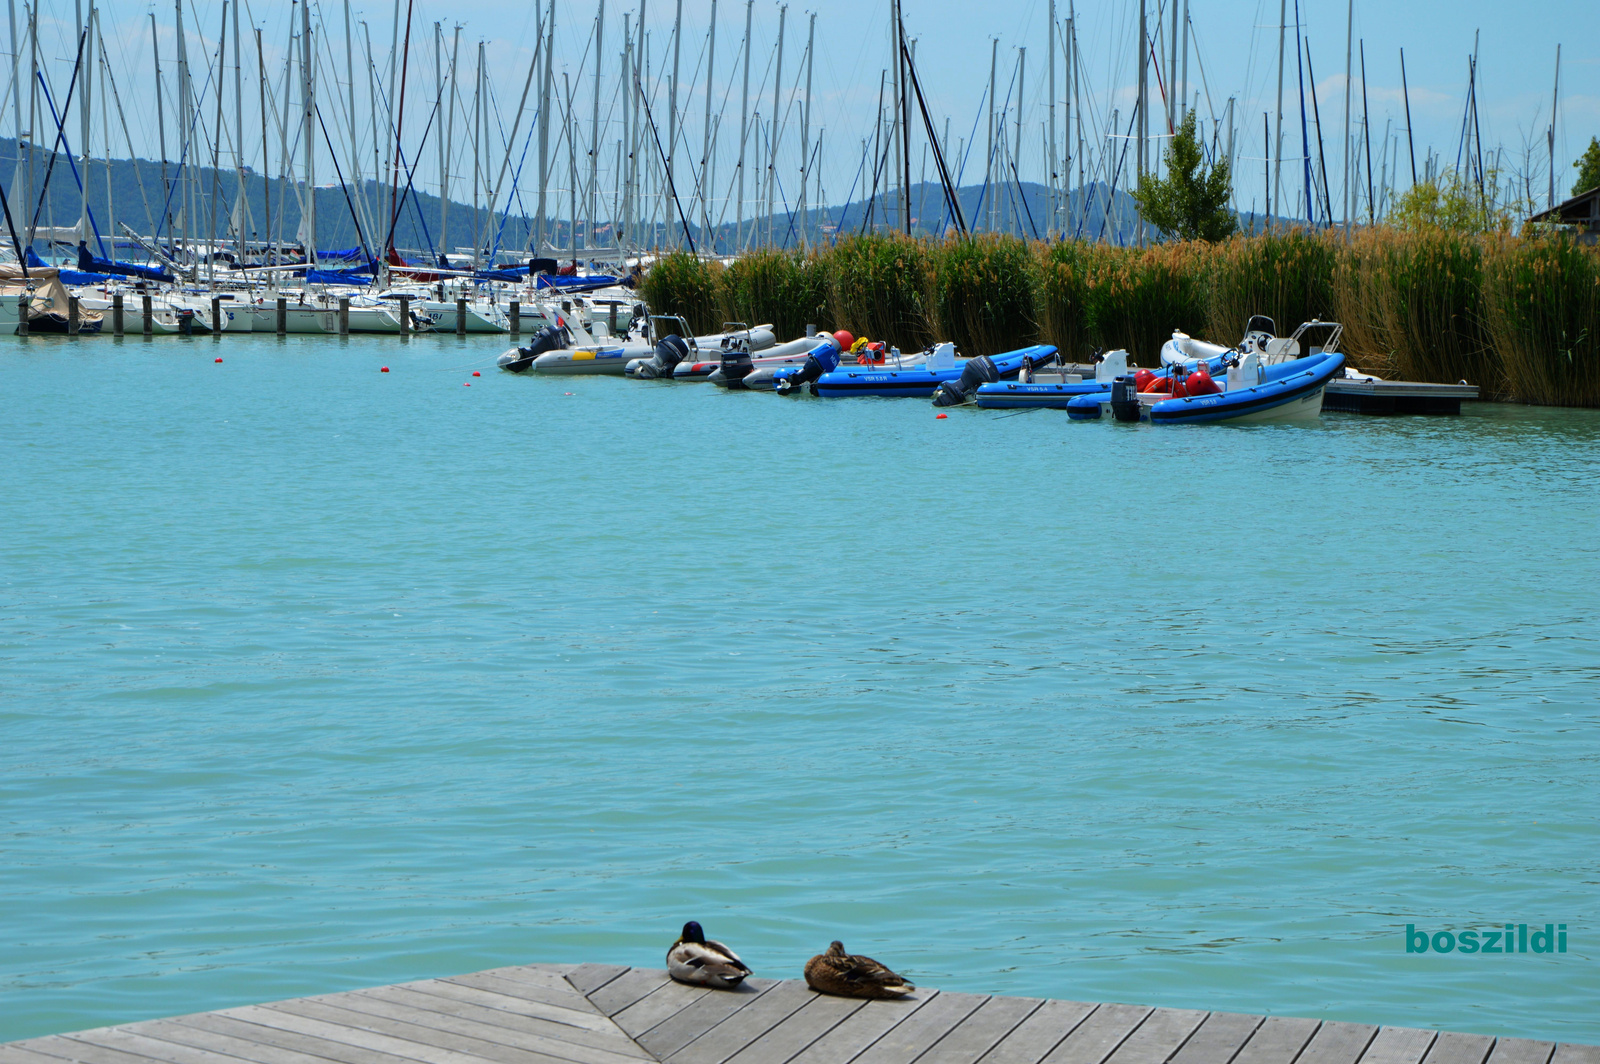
1084,243 -> 1211,364
719,248 -> 832,341
1482,235 -> 1600,407
934,234 -> 1038,356
638,251 -> 724,335
636,230 -> 1600,407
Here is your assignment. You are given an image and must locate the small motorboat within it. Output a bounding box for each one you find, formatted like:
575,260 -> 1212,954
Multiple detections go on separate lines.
624,319 -> 777,379
713,332 -> 850,389
1067,319 -> 1347,424
809,343 -> 1057,399
973,350 -> 1131,408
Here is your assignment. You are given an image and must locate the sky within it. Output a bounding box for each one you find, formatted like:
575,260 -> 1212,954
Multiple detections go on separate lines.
13,0 -> 1599,235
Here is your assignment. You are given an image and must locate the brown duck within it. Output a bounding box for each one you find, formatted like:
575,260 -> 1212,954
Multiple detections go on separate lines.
803,941 -> 915,999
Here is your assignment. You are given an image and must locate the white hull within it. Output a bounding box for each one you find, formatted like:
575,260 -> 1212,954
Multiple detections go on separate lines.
532,345 -> 646,374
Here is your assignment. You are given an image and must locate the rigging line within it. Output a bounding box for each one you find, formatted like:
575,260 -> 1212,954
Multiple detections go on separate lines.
312,102 -> 374,263
633,67 -> 695,253
26,27 -> 88,243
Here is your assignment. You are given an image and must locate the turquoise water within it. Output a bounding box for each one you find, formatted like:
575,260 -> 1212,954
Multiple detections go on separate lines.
3,333 -> 1598,1044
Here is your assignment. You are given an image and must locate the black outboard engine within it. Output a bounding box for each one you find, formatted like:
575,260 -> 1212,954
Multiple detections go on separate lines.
497,324 -> 565,372
712,337 -> 754,388
775,352 -> 829,395
633,334 -> 690,379
931,354 -> 1000,407
1110,374 -> 1142,422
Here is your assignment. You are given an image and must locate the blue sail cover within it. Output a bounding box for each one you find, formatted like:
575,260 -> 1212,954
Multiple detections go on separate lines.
536,274 -> 619,291
78,243 -> 173,283
304,269 -> 376,285
317,247 -> 364,261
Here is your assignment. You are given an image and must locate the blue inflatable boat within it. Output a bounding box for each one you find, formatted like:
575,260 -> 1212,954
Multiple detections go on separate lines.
810,343 -> 1057,398
1067,350 -> 1345,424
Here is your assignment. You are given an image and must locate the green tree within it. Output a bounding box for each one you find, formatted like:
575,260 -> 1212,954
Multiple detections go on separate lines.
1390,168 -> 1520,234
1132,109 -> 1237,242
1574,137 -> 1600,197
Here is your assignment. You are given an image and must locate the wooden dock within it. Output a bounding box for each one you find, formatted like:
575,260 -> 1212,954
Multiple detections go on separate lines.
4,963 -> 1595,1064
1321,379 -> 1479,415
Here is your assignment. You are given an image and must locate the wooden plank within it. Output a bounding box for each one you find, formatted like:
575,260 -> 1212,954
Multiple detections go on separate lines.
357,987 -> 650,1061
977,1000 -> 1099,1064
437,976 -> 606,1026
322,990 -> 649,1064
1168,1014 -> 1263,1064
851,992 -> 990,1064
785,992 -> 935,1064
1551,1050 -> 1600,1064
262,997 -> 580,1064
1232,1018 -> 1321,1064
73,1024 -> 344,1064
588,973 -> 677,1020
1041,1004 -> 1156,1064
219,1003 -> 571,1064
565,969 -> 631,998
1421,1034 -> 1493,1064
1485,1043 -> 1554,1064
1,1037 -> 155,1064
1298,1023 -> 1379,1064
610,984 -> 715,1040
0,1047 -> 88,1064
1360,1030 -> 1437,1064
721,995 -> 869,1064
636,982 -> 777,1060
470,971 -> 581,996
387,983 -> 621,1036
1102,1009 -> 1209,1064
915,995 -> 1042,1064
166,1010 -> 422,1064
665,981 -> 818,1064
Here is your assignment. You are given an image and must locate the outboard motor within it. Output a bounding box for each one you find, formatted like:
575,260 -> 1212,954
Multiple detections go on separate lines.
1110,374 -> 1143,422
710,337 -> 755,388
774,340 -> 843,395
931,354 -> 1001,407
496,324 -> 565,372
631,333 -> 690,379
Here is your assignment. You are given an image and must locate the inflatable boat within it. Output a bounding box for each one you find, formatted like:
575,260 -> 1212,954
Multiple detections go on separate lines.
1067,348 -> 1346,423
973,350 -> 1131,408
809,343 -> 1056,398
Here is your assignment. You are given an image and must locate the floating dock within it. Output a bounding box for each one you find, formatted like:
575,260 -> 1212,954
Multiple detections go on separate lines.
3,963 -> 1594,1064
1321,379 -> 1479,416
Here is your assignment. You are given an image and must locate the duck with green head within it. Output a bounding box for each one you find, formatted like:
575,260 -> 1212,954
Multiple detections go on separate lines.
667,921 -> 752,989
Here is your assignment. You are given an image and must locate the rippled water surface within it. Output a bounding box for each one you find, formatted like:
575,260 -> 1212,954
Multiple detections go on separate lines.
3,333 -> 1598,1043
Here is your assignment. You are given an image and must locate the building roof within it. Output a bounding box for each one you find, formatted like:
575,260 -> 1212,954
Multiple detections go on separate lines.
1528,184 -> 1600,228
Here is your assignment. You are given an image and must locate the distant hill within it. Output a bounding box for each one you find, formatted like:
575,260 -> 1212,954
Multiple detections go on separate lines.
1,138 -> 1290,262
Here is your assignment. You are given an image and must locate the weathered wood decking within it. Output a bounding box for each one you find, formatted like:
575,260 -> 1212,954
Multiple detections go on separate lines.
4,964 -> 1595,1064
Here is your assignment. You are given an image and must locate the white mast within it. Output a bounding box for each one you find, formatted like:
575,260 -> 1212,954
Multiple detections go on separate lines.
737,0 -> 751,249
590,0 -> 604,253
669,0 -> 682,247
767,4 -> 784,246
301,0 -> 315,264
78,0 -> 92,251
1342,0 -> 1354,234
800,11 -> 814,248
1273,0 -> 1285,227
987,38 -> 997,232
536,0 -> 553,251
701,0 -> 716,250
1048,0 -> 1056,235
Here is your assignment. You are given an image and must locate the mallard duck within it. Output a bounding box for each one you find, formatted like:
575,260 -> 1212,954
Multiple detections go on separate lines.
803,941 -> 915,999
666,921 -> 752,989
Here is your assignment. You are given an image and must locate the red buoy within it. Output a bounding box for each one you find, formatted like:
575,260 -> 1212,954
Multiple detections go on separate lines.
1142,375 -> 1172,394
214,357 -> 223,363
1186,366 -> 1221,395
935,413 -> 948,419
464,382 -> 471,386
833,330 -> 854,349
472,371 -> 481,376
381,366 -> 390,372
1134,368 -> 1156,391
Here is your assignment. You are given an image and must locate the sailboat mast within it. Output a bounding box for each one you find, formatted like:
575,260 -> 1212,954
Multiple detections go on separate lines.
389,0 -> 414,255
768,4 -> 785,246
1342,0 -> 1352,234
701,0 -> 715,250
1048,0 -> 1056,236
669,0 -> 681,248
1273,0 -> 1286,227
79,0 -> 93,252
590,0 -> 604,253
210,0 -> 224,288
800,11 -> 813,247
737,0 -> 751,249
301,0 -> 316,265
152,13 -> 168,238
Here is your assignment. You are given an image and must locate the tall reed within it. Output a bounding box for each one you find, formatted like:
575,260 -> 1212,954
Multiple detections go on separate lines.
1084,243 -> 1210,364
1482,235 -> 1600,407
1369,228 -> 1499,393
1034,239 -> 1114,362
933,234 -> 1038,356
1207,229 -> 1338,345
1330,231 -> 1398,376
637,250 -> 724,335
719,248 -> 832,340
824,233 -> 937,351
